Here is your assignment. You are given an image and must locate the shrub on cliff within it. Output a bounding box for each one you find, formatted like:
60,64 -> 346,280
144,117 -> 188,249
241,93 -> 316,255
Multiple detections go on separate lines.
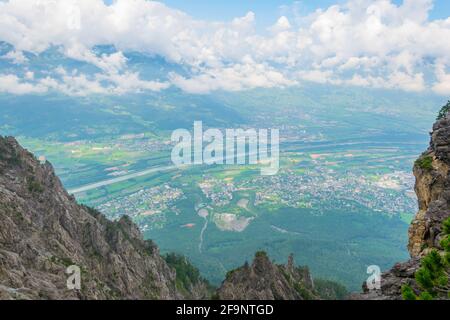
415,155 -> 433,171
164,253 -> 209,292
402,217 -> 450,300
437,100 -> 450,120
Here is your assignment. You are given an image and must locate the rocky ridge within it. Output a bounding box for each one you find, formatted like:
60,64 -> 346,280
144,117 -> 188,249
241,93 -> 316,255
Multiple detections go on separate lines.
217,252 -> 319,300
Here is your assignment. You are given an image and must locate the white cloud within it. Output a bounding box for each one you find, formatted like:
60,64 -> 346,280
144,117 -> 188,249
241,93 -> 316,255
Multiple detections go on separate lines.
170,63 -> 295,94
0,0 -> 449,95
63,44 -> 128,73
0,68 -> 169,96
1,50 -> 28,64
298,69 -> 338,85
432,62 -> 450,95
46,68 -> 170,96
269,16 -> 292,33
0,74 -> 46,94
386,71 -> 426,92
24,71 -> 34,80
338,57 -> 380,71
44,72 -> 108,96
99,72 -> 170,94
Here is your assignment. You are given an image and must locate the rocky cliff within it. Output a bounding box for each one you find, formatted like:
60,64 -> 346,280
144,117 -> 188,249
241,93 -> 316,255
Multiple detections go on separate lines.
0,136 -> 209,300
217,252 -> 320,300
354,113 -> 450,300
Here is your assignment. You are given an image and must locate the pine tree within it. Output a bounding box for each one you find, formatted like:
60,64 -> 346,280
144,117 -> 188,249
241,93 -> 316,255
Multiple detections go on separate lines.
402,217 -> 450,300
437,101 -> 450,120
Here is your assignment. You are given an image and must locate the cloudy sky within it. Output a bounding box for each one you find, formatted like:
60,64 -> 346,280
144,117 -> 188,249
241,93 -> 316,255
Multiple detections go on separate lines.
0,0 -> 449,96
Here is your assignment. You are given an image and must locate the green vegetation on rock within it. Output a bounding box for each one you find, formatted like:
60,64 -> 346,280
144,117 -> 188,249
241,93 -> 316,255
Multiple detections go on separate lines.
164,253 -> 212,296
415,155 -> 433,171
27,177 -> 44,193
402,217 -> 450,300
437,101 -> 450,120
314,278 -> 348,300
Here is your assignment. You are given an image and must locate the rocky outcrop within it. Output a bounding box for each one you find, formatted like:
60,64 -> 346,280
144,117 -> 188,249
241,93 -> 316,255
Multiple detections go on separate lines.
350,259 -> 421,300
217,252 -> 319,300
408,119 -> 450,257
355,113 -> 450,300
0,136 -> 208,300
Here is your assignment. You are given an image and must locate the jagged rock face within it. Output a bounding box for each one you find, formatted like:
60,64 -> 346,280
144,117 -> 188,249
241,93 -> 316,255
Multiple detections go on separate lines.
217,253 -> 318,300
355,114 -> 450,300
408,156 -> 449,257
409,117 -> 450,257
350,259 -> 421,300
0,136 -> 204,300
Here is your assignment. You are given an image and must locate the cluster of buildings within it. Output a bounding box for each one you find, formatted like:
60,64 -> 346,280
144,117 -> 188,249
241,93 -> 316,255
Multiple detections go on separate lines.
248,168 -> 417,215
97,184 -> 184,225
198,177 -> 235,207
